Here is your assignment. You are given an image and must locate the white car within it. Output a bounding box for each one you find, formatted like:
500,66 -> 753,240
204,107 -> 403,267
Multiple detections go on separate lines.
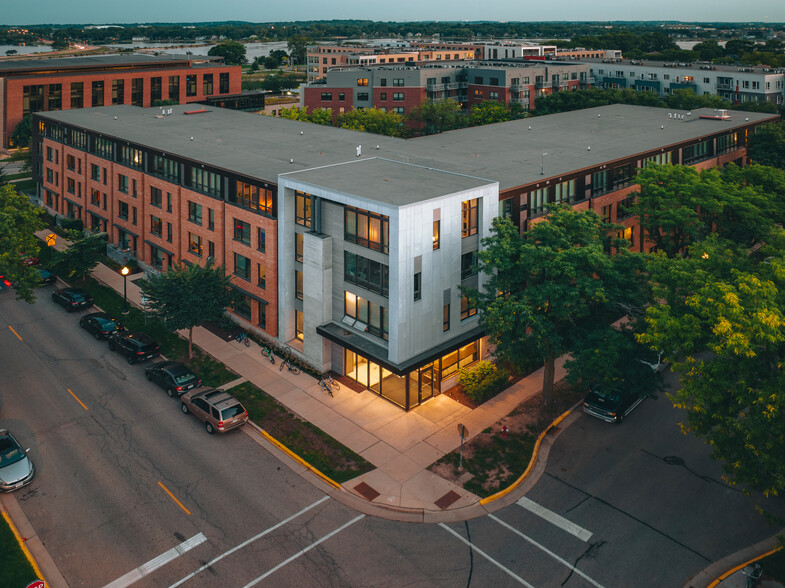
0,429 -> 35,492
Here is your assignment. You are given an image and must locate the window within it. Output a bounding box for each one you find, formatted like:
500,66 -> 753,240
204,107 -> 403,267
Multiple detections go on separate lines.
93,136 -> 113,159
489,91 -> 499,100
203,74 -> 213,95
46,146 -> 52,162
344,292 -> 389,340
91,81 -> 104,107
120,145 -> 142,169
295,270 -> 303,300
392,78 -> 404,86
232,295 -> 251,321
47,83 -> 62,110
188,201 -> 202,225
295,191 -> 312,227
433,220 -> 440,250
380,92 -> 387,100
167,192 -> 172,212
151,155 -> 179,183
71,82 -> 84,109
357,78 -> 369,86
188,232 -> 203,256
489,77 -> 499,86
345,206 -> 389,253
233,181 -> 274,214
191,168 -> 221,197
357,92 -> 369,101
257,264 -> 266,289
150,215 -> 162,236
230,253 -> 250,280
460,295 -> 477,320
295,310 -> 304,341
234,219 -> 251,245
207,208 -> 215,231
441,342 -> 479,378
118,201 -> 129,221
393,92 -> 404,101
186,75 -> 197,97
344,251 -> 389,297
461,199 -> 479,237
414,272 -> 422,301
257,228 -> 266,252
393,107 -> 405,115
118,174 -> 128,194
150,77 -> 162,102
258,303 -> 266,329
219,72 -> 230,94
461,251 -> 477,279
131,78 -> 143,106
168,75 -> 180,100
66,154 -> 75,171
443,304 -> 450,332
167,222 -> 173,242
553,180 -> 575,205
132,206 -> 137,225
321,92 -> 333,101
90,188 -> 100,206
150,246 -> 164,269
295,232 -> 304,262
380,78 -> 387,87
617,196 -> 635,220
67,177 -> 76,194
150,186 -> 162,208
208,241 -> 215,258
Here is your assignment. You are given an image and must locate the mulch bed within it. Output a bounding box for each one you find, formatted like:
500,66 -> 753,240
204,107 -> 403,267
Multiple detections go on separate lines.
203,320 -> 242,342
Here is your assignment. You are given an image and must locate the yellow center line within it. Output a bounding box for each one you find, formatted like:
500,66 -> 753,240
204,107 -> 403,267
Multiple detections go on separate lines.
8,325 -> 22,341
158,481 -> 191,516
67,388 -> 89,411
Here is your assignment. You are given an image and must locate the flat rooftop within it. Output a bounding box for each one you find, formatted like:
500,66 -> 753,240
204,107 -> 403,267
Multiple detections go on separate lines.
0,53 -> 220,75
38,103 -> 778,193
280,157 -> 495,207
581,57 -> 785,75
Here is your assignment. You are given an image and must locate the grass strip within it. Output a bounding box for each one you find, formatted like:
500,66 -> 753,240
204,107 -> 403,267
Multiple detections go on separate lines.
0,514 -> 38,588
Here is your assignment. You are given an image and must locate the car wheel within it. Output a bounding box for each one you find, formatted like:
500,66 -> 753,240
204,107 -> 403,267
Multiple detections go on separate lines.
167,388 -> 175,398
180,403 -> 189,414
108,340 -> 116,351
145,371 -> 152,381
127,355 -> 135,365
94,332 -> 102,341
205,422 -> 215,434
616,414 -> 624,424
79,319 -> 86,328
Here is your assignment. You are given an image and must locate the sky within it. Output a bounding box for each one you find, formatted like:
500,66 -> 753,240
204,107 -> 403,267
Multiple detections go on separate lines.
2,0 -> 784,26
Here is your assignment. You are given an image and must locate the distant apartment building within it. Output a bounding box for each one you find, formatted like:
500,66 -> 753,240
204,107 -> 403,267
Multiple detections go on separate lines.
476,41 -> 558,59
302,61 -> 590,119
588,59 -> 785,104
0,53 -> 241,148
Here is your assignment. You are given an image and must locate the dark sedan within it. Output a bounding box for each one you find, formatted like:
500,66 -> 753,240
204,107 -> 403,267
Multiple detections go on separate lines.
38,269 -> 56,285
145,361 -> 201,397
108,331 -> 160,364
52,288 -> 94,312
79,312 -> 124,340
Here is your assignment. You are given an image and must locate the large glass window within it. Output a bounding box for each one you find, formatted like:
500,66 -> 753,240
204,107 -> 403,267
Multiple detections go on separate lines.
460,295 -> 477,320
131,78 -> 143,106
219,72 -> 230,94
295,270 -> 303,300
92,136 -> 113,159
150,186 -> 162,208
187,201 -> 202,225
22,85 -> 44,115
190,167 -> 221,197
234,219 -> 251,245
150,155 -> 179,183
47,84 -> 62,110
234,253 -> 251,280
186,75 -> 197,97
91,81 -> 104,107
344,292 -> 388,340
345,206 -> 389,253
150,77 -> 162,102
344,251 -> 389,297
118,174 -> 129,194
433,220 -> 440,250
168,75 -> 180,100
203,74 -> 213,96
120,145 -> 142,169
188,232 -> 203,256
461,251 -> 477,279
112,79 -> 124,104
150,215 -> 162,236
591,164 -> 634,197
441,342 -> 480,379
70,82 -> 84,109
233,181 -> 273,214
461,199 -> 479,237
295,192 -> 312,227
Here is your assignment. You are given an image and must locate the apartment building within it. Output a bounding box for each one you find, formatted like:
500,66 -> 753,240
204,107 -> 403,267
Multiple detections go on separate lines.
302,61 -> 591,118
588,59 -> 785,104
0,53 -> 241,148
32,103 -> 776,410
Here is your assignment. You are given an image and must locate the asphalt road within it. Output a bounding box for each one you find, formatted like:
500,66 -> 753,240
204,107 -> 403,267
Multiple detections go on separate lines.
2,285 -> 783,588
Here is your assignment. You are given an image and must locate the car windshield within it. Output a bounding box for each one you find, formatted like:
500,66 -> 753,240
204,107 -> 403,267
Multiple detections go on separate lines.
221,405 -> 245,419
97,318 -> 118,329
0,437 -> 25,467
70,292 -> 86,301
174,372 -> 196,385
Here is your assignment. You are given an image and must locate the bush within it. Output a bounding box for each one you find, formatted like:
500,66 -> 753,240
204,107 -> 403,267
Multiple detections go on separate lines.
60,217 -> 84,232
458,361 -> 509,403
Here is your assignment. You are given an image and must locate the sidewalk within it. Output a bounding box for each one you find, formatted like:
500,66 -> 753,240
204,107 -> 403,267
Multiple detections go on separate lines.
87,259 -> 567,518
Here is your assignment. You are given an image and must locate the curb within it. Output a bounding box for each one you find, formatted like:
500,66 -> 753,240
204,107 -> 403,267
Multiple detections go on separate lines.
1,509 -> 45,584
706,545 -> 783,588
479,408 -> 573,506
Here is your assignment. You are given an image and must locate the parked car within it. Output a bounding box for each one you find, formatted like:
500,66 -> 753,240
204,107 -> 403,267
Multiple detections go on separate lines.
0,275 -> 11,290
79,312 -> 124,340
0,429 -> 35,492
20,253 -> 39,267
583,388 -> 646,423
108,331 -> 160,364
38,269 -> 56,285
52,288 -> 94,312
145,361 -> 201,397
180,388 -> 248,434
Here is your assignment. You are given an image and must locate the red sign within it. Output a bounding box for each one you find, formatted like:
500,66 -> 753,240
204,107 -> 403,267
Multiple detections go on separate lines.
26,581 -> 46,588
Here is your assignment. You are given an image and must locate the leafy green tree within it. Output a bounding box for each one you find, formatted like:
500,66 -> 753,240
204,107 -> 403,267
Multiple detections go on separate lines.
142,260 -> 242,358
467,207 -> 647,405
261,73 -> 300,93
663,89 -> 728,110
692,39 -> 725,61
335,108 -> 404,137
11,114 -> 32,149
51,232 -> 106,282
308,107 -> 334,126
468,101 -> 511,126
725,38 -> 758,58
287,35 -> 311,65
207,41 -> 247,65
0,184 -> 45,303
408,99 -> 464,134
747,122 -> 785,170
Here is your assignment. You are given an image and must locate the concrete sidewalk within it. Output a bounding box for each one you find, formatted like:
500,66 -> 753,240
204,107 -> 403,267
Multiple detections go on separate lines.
87,259 -> 566,516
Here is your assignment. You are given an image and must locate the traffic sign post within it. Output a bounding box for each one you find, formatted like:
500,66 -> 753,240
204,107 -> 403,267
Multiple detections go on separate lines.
45,233 -> 56,247
457,424 -> 468,471
26,580 -> 46,588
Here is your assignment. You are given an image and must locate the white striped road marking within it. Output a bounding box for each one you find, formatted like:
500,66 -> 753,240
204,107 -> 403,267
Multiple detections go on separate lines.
243,514 -> 366,587
104,533 -> 207,588
438,523 -> 535,587
169,495 -> 330,588
517,496 -> 593,542
489,514 -> 605,588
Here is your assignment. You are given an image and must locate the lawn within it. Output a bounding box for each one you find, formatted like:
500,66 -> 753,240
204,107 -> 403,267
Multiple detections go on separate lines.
0,515 -> 39,588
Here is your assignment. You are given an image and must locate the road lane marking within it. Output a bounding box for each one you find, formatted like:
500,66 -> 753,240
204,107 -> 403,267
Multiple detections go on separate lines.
488,514 -> 605,588
67,388 -> 89,411
103,533 -> 207,588
243,514 -> 365,587
516,496 -> 593,542
169,495 -> 330,588
438,523 -> 535,587
8,325 -> 22,341
157,481 -> 191,515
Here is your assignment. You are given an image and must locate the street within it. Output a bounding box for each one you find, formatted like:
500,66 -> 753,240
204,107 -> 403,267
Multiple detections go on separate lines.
1,286 -> 783,587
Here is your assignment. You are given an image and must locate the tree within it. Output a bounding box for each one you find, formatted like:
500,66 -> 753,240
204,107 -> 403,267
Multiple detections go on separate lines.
747,122 -> 785,170
467,207 -> 647,405
641,233 -> 785,495
141,260 -> 241,358
11,114 -> 32,149
0,184 -> 45,303
335,108 -> 405,137
287,35 -> 311,65
408,99 -> 464,134
692,39 -> 725,61
207,41 -> 247,66
468,101 -> 511,126
51,232 -> 106,282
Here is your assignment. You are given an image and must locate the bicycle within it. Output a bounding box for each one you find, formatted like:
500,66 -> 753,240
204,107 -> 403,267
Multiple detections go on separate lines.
319,378 -> 334,397
279,356 -> 301,375
742,563 -> 762,588
235,331 -> 250,347
261,344 -> 276,365
320,372 -> 340,394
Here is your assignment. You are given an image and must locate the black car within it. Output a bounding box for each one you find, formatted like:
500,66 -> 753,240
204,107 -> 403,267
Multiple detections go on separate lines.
145,361 -> 201,397
108,331 -> 160,364
583,388 -> 646,423
79,312 -> 124,340
52,288 -> 94,312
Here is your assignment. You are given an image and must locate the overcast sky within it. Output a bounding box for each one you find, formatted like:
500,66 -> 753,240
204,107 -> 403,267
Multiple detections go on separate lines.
2,0 -> 784,26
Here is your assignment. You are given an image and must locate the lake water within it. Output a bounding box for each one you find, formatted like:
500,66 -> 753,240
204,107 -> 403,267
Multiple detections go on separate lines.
0,44 -> 53,56
98,41 -> 290,61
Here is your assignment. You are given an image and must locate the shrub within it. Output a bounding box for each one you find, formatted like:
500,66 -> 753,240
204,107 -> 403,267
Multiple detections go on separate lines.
60,217 -> 84,232
458,361 -> 509,404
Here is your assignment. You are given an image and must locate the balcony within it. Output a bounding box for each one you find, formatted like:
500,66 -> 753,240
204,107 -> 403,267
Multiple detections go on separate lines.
426,83 -> 446,91
535,80 -> 549,89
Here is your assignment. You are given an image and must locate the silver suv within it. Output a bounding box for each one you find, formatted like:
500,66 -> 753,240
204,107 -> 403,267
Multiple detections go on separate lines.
180,388 -> 248,434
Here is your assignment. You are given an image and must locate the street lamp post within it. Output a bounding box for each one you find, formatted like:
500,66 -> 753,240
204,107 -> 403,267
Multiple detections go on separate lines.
121,266 -> 130,314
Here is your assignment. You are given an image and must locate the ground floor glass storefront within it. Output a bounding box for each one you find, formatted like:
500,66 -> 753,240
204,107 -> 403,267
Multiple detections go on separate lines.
343,340 -> 480,410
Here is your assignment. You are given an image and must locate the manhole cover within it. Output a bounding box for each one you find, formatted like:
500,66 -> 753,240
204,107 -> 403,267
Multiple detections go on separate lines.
664,456 -> 685,466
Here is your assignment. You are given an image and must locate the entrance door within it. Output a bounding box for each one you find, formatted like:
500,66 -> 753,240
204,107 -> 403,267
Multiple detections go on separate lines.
418,365 -> 435,403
